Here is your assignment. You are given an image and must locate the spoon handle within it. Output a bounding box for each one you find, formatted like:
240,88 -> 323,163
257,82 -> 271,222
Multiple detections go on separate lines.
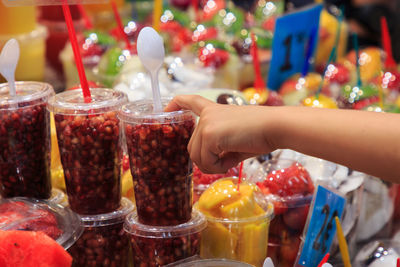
150,69 -> 163,113
8,77 -> 16,97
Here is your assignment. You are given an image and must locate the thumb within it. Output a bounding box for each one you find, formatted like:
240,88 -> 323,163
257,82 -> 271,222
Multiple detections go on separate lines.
165,95 -> 214,116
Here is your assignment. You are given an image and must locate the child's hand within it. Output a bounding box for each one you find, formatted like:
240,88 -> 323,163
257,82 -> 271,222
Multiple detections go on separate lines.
166,95 -> 276,173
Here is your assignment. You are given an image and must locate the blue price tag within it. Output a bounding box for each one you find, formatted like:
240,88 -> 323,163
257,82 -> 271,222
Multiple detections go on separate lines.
267,4 -> 323,90
297,185 -> 346,267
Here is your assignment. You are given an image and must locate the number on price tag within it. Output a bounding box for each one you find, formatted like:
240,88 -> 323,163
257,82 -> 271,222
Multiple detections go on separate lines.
267,4 -> 323,90
297,185 -> 346,267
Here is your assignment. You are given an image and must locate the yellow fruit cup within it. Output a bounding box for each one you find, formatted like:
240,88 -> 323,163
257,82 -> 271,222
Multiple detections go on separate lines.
195,178 -> 274,267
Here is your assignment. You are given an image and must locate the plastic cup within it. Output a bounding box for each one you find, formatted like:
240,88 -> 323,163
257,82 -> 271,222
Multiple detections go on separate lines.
119,99 -> 196,226
0,197 -> 83,250
49,188 -> 68,207
68,197 -> 134,266
0,82 -> 54,199
166,257 -> 254,267
47,88 -> 128,215
124,210 -> 207,266
0,25 -> 47,82
195,178 -> 274,267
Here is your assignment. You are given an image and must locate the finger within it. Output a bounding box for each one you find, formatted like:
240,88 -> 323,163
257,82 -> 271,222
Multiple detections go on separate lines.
165,95 -> 214,115
187,123 -> 199,155
198,152 -> 257,174
189,129 -> 203,169
200,137 -> 221,175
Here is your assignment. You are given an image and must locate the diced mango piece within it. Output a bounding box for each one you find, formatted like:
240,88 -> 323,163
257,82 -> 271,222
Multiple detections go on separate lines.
220,184 -> 256,219
201,222 -> 238,259
198,180 -> 240,211
237,222 -> 269,266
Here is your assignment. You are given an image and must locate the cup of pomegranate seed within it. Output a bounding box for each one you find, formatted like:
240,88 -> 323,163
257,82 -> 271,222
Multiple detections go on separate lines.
124,210 -> 206,267
47,88 -> 128,215
67,197 -> 134,266
250,159 -> 315,267
119,99 -> 196,226
165,258 -> 254,267
0,82 -> 54,199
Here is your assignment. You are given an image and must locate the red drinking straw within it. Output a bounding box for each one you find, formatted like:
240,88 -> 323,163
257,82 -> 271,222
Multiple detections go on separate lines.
317,253 -> 330,267
77,4 -> 93,30
250,32 -> 266,93
397,258 -> 400,267
111,0 -> 132,51
62,3 -> 91,103
237,161 -> 244,191
192,0 -> 199,21
380,16 -> 396,69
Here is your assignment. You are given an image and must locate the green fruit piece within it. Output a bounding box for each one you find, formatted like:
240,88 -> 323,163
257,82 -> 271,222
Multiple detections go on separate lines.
196,39 -> 237,54
342,84 -> 379,101
84,30 -> 116,46
212,5 -> 245,34
164,6 -> 192,27
252,27 -> 273,49
254,0 -> 284,23
98,47 -> 127,77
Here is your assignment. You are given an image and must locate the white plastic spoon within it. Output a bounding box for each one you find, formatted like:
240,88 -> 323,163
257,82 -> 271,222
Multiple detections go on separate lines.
137,27 -> 165,113
263,257 -> 275,267
0,39 -> 20,97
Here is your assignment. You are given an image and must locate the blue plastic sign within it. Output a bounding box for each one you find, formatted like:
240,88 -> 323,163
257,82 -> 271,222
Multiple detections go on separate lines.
267,4 -> 323,90
298,185 -> 346,267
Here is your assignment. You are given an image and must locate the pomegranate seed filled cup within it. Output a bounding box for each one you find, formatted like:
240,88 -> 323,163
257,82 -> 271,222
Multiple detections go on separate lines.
0,82 -> 54,198
119,99 -> 196,226
47,88 -> 128,215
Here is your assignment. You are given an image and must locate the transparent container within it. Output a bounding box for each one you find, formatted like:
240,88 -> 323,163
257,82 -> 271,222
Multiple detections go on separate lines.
47,88 -> 128,215
166,256 -> 254,267
353,240 -> 400,267
195,178 -> 274,267
0,82 -> 54,199
124,210 -> 207,266
68,197 -> 134,267
49,188 -> 68,207
119,99 -> 196,226
247,159 -> 315,267
0,197 -> 83,249
0,25 -> 47,82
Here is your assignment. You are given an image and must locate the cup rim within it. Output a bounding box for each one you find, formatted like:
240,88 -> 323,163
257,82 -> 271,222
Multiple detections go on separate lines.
118,98 -> 194,124
124,210 -> 207,238
47,87 -> 127,115
0,81 -> 54,110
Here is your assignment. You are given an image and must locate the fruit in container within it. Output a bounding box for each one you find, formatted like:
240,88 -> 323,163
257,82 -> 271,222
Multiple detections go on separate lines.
302,94 -> 338,109
256,160 -> 314,267
197,178 -> 273,266
0,230 -> 72,267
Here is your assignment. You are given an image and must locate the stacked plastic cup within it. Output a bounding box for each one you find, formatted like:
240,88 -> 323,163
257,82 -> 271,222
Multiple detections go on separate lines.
0,82 -> 54,199
120,99 -> 207,266
48,88 -> 136,265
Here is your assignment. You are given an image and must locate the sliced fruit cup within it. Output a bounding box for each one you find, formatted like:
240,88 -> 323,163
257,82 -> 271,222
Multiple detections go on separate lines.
0,82 -> 54,199
266,195 -> 313,267
195,178 -> 274,267
124,210 -> 206,267
0,197 -> 83,250
68,197 -> 134,267
247,158 -> 316,267
47,88 -> 128,215
119,99 -> 196,226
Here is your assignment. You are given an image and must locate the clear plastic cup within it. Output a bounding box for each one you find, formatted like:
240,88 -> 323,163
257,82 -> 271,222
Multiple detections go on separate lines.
68,197 -> 134,267
0,82 -> 54,199
124,210 -> 207,266
0,25 -> 47,82
47,88 -> 128,215
245,159 -> 315,267
119,99 -> 196,226
195,178 -> 274,267
166,257 -> 254,267
0,197 -> 83,250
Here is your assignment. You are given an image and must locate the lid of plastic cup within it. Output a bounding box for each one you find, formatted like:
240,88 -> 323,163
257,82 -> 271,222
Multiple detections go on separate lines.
49,188 -> 67,207
0,81 -> 54,110
79,197 -> 134,227
0,197 -> 83,250
47,88 -> 128,115
166,258 -> 254,267
118,98 -> 194,124
124,210 -> 207,238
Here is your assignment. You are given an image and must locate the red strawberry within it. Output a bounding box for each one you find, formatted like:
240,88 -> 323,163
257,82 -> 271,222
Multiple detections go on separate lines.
325,63 -> 351,85
200,0 -> 225,21
192,27 -> 218,42
262,16 -> 276,32
280,235 -> 301,264
352,96 -> 380,110
198,47 -> 230,68
283,204 -> 310,231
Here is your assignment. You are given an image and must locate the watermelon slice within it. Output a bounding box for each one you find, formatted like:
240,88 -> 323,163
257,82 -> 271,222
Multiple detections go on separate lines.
0,230 -> 72,267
